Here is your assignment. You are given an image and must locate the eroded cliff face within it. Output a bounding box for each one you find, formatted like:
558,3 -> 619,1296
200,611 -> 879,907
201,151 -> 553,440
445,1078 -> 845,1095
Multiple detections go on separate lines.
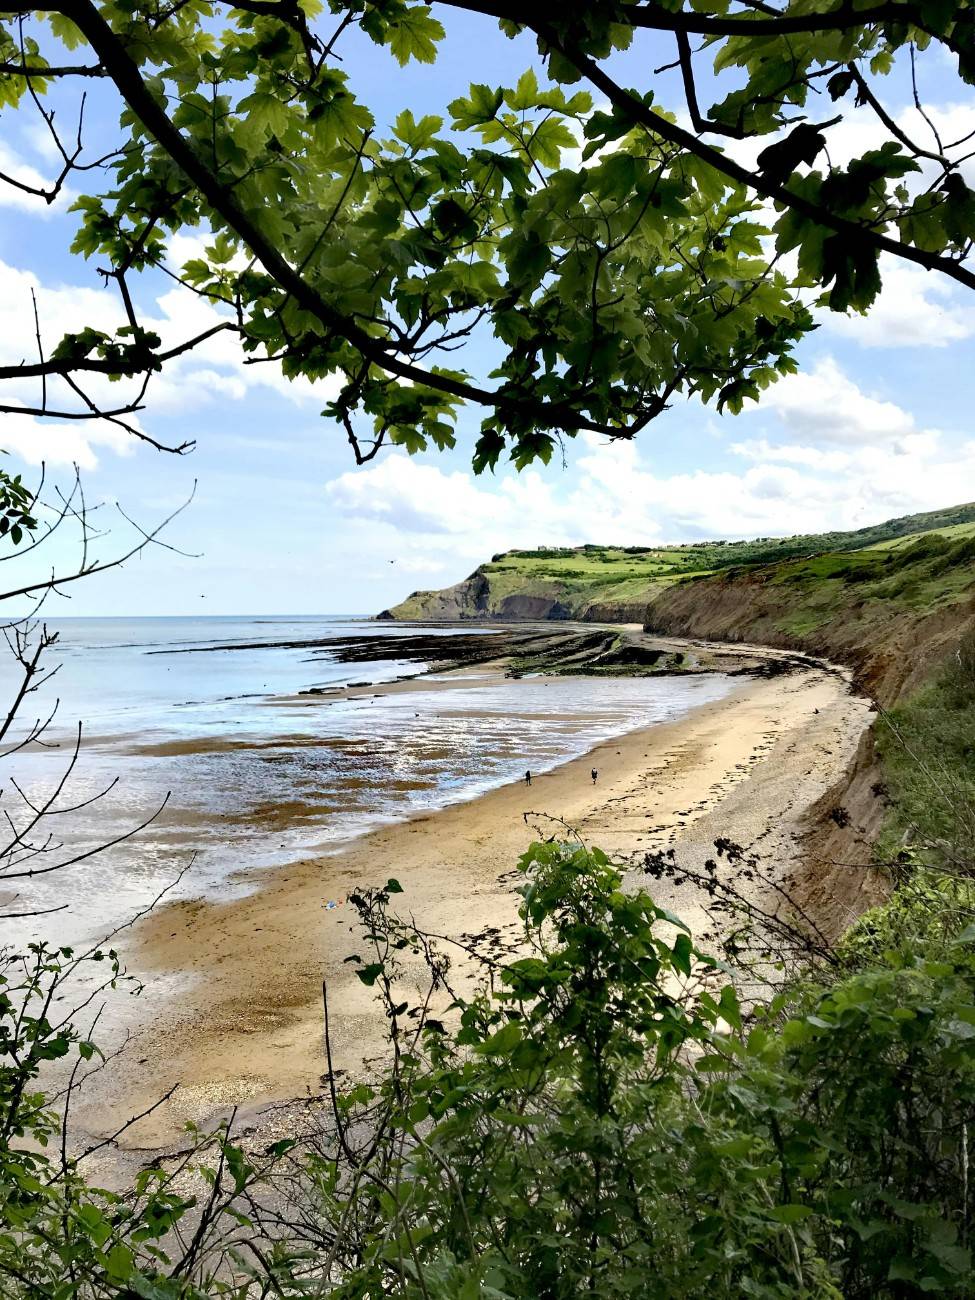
380,572 -> 651,624
644,573 -> 975,936
645,571 -> 975,706
580,601 -> 651,624
794,728 -> 892,941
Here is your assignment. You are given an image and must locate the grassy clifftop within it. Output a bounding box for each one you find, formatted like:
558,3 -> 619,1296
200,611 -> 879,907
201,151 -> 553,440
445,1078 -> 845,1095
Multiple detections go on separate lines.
646,530 -> 975,704
381,501 -> 975,630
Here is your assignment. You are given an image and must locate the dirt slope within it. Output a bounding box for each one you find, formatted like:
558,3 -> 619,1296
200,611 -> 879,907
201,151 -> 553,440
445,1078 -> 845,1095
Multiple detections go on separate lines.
644,541 -> 975,933
645,559 -> 975,706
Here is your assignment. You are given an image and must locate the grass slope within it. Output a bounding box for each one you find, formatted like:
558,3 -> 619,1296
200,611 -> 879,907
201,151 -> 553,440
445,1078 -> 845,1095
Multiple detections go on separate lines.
648,530 -> 975,703
386,501 -> 975,623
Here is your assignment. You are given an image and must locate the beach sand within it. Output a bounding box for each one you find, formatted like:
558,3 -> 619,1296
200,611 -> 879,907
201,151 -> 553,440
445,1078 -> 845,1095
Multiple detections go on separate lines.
84,651 -> 871,1151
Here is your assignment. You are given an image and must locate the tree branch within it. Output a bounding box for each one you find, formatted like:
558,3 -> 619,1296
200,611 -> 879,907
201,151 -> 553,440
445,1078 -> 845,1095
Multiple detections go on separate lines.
53,0 -> 655,437
0,320 -> 237,381
547,32 -> 975,293
0,59 -> 106,77
434,0 -> 962,42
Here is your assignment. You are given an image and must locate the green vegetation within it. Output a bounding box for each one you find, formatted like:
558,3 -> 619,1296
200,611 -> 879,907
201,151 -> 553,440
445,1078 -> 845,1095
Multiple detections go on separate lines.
388,501 -> 975,623
749,532 -> 975,641
0,470 -> 38,547
864,521 -> 975,551
8,837 -> 975,1297
3,2 -> 973,469
876,629 -> 975,871
506,501 -> 975,574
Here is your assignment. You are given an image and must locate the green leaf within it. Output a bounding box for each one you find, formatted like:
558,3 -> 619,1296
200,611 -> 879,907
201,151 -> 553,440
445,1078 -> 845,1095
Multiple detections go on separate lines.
104,1243 -> 135,1281
671,933 -> 693,977
473,429 -> 506,474
387,6 -> 444,66
476,1020 -> 522,1055
719,984 -> 742,1031
393,110 -> 443,151
46,13 -> 84,48
529,118 -> 577,169
449,83 -> 503,130
507,68 -> 540,112
768,1204 -> 814,1224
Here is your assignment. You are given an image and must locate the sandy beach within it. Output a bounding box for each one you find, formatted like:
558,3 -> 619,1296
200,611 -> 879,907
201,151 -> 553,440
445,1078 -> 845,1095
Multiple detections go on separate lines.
80,645 -> 871,1152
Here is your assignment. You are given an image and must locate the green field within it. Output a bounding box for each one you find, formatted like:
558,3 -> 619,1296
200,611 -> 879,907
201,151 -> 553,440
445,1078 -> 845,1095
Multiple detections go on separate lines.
756,532 -> 975,639
388,501 -> 975,622
494,500 -> 975,579
862,520 -> 975,550
478,499 -> 975,600
477,546 -> 712,602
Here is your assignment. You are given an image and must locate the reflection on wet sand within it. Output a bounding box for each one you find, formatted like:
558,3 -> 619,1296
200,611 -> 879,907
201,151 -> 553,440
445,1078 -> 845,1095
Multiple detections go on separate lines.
7,652 -> 739,942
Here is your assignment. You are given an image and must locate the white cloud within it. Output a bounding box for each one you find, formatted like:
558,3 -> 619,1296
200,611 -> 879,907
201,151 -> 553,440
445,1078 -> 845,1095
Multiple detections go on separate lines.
714,98 -> 975,350
750,356 -> 918,446
821,260 -> 975,349
19,119 -> 65,167
326,457 -> 591,550
165,230 -> 252,275
0,258 -> 342,467
0,140 -> 75,216
827,101 -> 975,183
0,409 -> 134,469
324,356 -> 975,575
718,97 -> 975,186
145,287 -> 338,411
396,556 -> 451,574
327,432 -> 975,567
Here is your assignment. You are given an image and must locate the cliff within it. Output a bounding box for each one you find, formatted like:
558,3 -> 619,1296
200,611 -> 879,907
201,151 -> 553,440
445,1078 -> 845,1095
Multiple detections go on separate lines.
381,518 -> 975,937
379,552 -> 672,623
380,503 -> 975,628
644,535 -> 975,707
643,535 -> 975,936
384,527 -> 975,705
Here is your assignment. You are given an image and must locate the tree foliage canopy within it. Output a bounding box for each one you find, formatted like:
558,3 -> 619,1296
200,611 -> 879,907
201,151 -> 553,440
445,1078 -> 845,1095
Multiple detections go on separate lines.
1,0 -> 973,468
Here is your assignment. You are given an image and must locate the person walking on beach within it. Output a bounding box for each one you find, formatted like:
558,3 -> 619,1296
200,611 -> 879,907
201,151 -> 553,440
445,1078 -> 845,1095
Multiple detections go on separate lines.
525,770 -> 532,787
591,767 -> 598,784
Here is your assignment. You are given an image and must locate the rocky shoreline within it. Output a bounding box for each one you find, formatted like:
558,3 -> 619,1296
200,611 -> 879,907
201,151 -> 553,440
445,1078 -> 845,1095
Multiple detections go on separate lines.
293,624 -> 808,685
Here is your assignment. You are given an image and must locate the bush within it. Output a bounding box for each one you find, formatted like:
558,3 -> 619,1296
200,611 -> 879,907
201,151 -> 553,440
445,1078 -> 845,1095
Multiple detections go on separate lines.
307,846 -> 975,1298
839,876 -> 975,966
5,843 -> 975,1297
877,629 -> 975,868
883,535 -> 953,569
928,535 -> 975,576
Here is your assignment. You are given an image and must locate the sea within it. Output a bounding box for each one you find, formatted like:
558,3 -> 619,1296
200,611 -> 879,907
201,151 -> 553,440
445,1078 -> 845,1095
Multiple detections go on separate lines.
0,616 -> 736,943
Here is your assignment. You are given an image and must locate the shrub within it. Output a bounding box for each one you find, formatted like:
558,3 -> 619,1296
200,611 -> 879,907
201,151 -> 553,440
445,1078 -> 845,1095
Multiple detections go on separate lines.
926,536 -> 975,577
877,631 -> 975,868
5,843 -> 975,1297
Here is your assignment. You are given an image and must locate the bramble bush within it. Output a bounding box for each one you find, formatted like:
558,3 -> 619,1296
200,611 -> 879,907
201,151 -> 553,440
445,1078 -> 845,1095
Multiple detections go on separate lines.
3,838 -> 975,1296
876,629 -> 975,872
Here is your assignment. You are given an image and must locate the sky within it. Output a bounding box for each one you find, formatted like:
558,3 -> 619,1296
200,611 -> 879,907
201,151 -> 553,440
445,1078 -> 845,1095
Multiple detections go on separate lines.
1,8 -> 974,616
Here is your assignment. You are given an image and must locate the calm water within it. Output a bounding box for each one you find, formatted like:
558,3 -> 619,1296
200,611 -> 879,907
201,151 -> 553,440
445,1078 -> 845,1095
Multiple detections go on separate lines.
0,617 -> 735,942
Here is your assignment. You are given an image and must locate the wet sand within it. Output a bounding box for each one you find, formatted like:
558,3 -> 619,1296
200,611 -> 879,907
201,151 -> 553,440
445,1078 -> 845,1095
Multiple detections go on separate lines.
83,650 -> 871,1151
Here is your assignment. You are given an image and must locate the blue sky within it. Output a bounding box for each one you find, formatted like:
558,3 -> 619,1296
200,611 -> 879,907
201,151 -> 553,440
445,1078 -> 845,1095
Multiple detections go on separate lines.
1,8 -> 974,615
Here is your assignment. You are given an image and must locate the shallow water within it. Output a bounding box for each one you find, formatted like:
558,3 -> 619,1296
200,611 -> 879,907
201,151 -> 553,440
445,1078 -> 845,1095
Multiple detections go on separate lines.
0,616 -> 735,943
